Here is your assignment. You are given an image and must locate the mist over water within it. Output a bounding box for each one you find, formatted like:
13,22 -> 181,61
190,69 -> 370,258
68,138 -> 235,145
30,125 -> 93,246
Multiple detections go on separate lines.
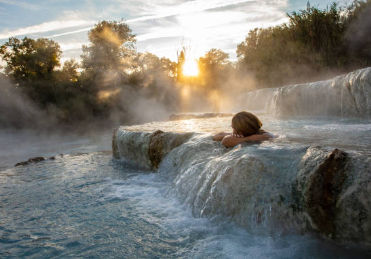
0,129 -> 112,170
2,90 -> 371,257
345,3 -> 371,55
0,75 -> 54,129
1,1 -> 371,257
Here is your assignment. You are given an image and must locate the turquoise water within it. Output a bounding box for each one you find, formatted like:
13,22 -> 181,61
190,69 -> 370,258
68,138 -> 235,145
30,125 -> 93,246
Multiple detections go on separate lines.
1,150 -> 371,258
1,116 -> 371,258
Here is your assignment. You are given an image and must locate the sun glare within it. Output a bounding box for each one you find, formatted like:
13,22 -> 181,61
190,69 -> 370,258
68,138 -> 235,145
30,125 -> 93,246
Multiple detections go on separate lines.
182,59 -> 199,77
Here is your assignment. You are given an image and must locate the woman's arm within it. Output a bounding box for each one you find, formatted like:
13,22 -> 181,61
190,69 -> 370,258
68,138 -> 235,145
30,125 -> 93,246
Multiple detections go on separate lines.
213,132 -> 231,141
221,134 -> 271,148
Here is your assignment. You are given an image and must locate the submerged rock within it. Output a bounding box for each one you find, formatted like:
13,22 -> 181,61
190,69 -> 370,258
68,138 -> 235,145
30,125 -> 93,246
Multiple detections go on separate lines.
14,156 -> 59,167
15,157 -> 46,167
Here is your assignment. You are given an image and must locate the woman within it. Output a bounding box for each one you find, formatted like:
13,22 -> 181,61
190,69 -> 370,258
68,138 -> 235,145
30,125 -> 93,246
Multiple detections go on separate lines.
213,111 -> 273,148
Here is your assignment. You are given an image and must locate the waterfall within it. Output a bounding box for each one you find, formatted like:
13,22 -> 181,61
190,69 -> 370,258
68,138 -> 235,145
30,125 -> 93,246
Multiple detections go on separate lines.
113,128 -> 371,244
112,66 -> 371,246
239,67 -> 371,118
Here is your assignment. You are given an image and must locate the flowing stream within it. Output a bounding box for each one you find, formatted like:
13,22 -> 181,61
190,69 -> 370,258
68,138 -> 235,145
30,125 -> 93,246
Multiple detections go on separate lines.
0,145 -> 370,258
1,115 -> 371,258
1,67 -> 371,258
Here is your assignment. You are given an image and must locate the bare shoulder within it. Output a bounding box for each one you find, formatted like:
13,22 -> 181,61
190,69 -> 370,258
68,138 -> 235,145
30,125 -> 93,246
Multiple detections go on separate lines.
213,132 -> 230,141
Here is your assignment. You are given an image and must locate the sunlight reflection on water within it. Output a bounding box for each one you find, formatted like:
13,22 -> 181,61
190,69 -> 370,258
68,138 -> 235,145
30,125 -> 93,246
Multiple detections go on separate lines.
122,115 -> 371,155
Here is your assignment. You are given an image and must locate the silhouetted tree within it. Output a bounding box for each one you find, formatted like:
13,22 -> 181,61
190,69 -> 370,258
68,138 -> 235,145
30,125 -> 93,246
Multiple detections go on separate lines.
198,48 -> 230,88
176,49 -> 186,82
237,0 -> 371,88
344,0 -> 371,67
0,37 -> 61,83
198,49 -> 231,111
81,20 -> 136,72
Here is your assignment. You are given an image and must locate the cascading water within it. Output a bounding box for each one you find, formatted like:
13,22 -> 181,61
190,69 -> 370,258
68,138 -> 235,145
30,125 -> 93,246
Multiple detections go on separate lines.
2,67 -> 371,258
113,67 -> 371,247
238,67 -> 371,118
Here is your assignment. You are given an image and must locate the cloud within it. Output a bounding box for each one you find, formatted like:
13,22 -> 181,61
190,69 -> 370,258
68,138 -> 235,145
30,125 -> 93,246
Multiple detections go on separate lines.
0,0 -> 39,10
0,20 -> 95,39
3,0 -> 284,42
0,0 -> 290,62
126,0 -> 255,22
35,0 -> 257,39
46,27 -> 92,38
59,42 -> 85,51
133,0 -> 288,60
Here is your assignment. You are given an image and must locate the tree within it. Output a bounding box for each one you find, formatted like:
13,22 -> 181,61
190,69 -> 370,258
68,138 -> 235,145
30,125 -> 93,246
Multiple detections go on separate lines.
0,37 -> 61,82
344,0 -> 371,67
134,52 -> 178,104
176,48 -> 186,82
236,3 -> 356,87
81,20 -> 136,71
198,49 -> 231,111
287,2 -> 345,66
198,48 -> 230,86
135,52 -> 176,79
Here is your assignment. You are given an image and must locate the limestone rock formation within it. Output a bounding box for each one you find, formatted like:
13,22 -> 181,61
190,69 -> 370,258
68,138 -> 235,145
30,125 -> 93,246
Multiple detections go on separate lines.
113,127 -> 193,169
112,128 -> 371,246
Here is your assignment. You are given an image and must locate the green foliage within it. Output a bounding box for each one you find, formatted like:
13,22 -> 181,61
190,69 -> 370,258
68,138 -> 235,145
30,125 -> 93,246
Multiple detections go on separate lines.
81,20 -> 136,71
198,49 -> 232,111
2,0 -> 370,129
237,0 -> 371,87
198,48 -> 231,88
343,0 -> 371,66
136,52 -> 177,79
56,59 -> 80,82
0,20 -> 182,128
0,37 -> 61,82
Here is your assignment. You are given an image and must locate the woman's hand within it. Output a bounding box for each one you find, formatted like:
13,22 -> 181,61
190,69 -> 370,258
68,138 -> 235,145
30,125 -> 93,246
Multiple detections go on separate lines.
221,133 -> 271,148
245,134 -> 271,141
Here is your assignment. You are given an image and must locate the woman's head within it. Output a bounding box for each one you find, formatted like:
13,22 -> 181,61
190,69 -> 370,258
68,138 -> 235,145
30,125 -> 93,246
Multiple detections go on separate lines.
231,111 -> 262,137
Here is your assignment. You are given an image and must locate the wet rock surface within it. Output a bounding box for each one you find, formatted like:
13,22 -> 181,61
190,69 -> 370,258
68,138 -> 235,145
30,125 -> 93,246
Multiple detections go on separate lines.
148,130 -> 194,169
113,127 -> 193,169
295,148 -> 349,236
293,147 -> 371,244
14,156 -> 56,167
112,128 -> 371,246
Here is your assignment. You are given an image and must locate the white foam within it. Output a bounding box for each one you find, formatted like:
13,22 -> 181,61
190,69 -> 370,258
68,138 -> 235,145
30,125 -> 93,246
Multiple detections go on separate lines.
97,173 -> 365,259
304,123 -> 371,132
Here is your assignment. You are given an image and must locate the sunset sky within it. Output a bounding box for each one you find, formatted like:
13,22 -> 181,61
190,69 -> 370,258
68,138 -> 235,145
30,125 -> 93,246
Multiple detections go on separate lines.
0,0 -> 342,64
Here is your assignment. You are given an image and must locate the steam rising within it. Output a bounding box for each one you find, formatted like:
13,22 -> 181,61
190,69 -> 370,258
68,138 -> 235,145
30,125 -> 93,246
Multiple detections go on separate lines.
0,75 -> 55,129
345,3 -> 371,54
2,1 -> 371,132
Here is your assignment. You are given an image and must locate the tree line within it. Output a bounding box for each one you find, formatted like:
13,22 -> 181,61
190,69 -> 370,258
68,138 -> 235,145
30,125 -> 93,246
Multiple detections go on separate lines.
237,0 -> 371,87
1,0 -> 370,129
0,21 -> 181,129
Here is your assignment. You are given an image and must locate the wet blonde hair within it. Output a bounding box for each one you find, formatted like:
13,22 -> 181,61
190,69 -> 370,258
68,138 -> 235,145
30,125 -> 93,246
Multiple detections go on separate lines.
232,111 -> 264,137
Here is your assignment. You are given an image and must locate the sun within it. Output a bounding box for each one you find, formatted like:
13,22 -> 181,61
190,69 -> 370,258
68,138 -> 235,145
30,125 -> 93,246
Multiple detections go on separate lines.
182,59 -> 199,77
